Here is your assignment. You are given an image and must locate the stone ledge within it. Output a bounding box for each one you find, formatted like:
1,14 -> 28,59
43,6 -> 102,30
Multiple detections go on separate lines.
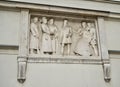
28,55 -> 102,64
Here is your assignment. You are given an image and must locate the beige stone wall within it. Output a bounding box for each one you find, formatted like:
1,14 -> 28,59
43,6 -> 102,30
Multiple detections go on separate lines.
105,18 -> 120,50
0,9 -> 20,46
0,55 -> 120,87
0,1 -> 120,87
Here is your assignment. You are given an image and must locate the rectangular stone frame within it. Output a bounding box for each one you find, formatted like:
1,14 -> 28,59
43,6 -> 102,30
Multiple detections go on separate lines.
17,7 -> 111,83
28,12 -> 102,64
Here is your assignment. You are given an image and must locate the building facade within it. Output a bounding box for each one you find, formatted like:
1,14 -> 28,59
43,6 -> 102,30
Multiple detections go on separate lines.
0,0 -> 120,87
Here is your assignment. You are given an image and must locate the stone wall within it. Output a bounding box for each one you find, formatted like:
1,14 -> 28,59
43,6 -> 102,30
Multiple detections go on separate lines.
0,1 -> 120,87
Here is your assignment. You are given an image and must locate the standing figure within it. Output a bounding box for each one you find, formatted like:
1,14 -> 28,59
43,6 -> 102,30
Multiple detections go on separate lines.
48,18 -> 58,54
74,21 -> 92,56
88,22 -> 98,56
30,17 -> 40,54
61,19 -> 72,55
38,18 -> 42,53
41,17 -> 52,54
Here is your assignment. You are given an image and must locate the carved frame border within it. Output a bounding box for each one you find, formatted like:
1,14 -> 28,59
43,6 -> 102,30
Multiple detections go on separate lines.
28,11 -> 102,63
17,8 -> 111,83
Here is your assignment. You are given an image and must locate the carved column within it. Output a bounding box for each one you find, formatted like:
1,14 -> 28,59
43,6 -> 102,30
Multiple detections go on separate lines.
17,9 -> 29,83
97,17 -> 111,82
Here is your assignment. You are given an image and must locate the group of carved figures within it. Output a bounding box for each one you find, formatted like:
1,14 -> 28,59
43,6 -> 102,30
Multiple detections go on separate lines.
30,17 -> 98,56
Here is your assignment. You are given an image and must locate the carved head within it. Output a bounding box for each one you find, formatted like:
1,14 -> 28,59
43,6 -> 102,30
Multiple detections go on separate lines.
42,17 -> 47,24
63,19 -> 68,26
87,22 -> 95,28
87,22 -> 91,28
33,17 -> 38,23
81,21 -> 87,28
48,18 -> 54,25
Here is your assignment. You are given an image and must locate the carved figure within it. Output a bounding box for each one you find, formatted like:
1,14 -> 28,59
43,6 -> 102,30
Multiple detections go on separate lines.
38,18 -> 42,52
41,17 -> 52,54
30,17 -> 40,54
48,18 -> 58,54
88,22 -> 98,56
74,21 -> 92,56
61,19 -> 72,55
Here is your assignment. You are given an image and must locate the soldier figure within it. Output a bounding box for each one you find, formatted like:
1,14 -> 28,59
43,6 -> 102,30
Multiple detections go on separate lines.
61,19 -> 72,55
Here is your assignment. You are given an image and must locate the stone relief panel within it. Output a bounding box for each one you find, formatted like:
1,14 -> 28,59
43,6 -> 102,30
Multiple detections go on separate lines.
17,9 -> 110,83
29,16 -> 99,57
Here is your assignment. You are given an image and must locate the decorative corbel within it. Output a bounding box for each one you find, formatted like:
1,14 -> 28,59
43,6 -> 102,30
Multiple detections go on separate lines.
17,56 -> 27,83
97,17 -> 111,82
102,59 -> 111,81
17,9 -> 29,83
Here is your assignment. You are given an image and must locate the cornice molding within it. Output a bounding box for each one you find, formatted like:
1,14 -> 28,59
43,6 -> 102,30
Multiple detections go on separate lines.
3,0 -> 120,13
86,0 -> 120,4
